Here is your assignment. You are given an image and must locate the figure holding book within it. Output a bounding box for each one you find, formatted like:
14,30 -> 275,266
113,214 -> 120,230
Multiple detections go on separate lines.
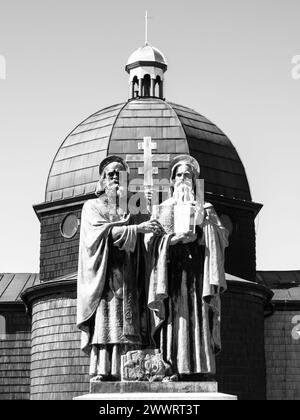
146,155 -> 229,380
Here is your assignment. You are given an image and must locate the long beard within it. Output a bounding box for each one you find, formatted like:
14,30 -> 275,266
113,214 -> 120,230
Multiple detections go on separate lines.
105,183 -> 126,220
173,180 -> 195,203
105,183 -> 125,198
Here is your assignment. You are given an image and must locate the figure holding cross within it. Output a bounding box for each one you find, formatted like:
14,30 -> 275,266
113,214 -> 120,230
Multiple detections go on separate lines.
77,155 -> 164,382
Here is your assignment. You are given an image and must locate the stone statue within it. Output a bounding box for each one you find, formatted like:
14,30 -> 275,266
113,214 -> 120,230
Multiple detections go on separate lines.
76,155 -> 163,381
145,155 -> 229,380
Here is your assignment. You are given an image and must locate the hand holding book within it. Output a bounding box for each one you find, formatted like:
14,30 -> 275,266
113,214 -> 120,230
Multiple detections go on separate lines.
170,231 -> 198,245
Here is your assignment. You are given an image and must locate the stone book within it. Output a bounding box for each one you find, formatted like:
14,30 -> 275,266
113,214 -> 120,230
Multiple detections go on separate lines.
152,203 -> 200,234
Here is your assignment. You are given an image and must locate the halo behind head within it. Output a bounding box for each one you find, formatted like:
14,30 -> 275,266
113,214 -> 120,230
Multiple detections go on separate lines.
99,155 -> 129,176
169,155 -> 200,180
95,155 -> 129,197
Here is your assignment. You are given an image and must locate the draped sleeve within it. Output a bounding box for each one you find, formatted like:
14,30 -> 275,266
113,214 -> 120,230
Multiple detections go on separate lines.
201,203 -> 229,354
76,198 -> 135,352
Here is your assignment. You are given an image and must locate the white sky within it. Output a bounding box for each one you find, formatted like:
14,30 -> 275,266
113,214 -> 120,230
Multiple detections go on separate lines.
0,0 -> 299,273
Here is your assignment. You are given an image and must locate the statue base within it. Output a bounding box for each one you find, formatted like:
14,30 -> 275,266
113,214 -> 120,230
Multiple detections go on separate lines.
74,381 -> 237,400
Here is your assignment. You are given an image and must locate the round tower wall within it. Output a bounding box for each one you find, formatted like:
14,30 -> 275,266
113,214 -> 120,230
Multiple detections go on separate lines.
30,287 -> 89,400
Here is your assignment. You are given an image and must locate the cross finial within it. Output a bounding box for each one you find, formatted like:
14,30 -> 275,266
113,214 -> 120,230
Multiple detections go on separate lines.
145,10 -> 149,45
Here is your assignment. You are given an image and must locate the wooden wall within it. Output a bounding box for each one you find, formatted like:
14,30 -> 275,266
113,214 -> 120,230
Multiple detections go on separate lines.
265,309 -> 300,400
0,305 -> 31,399
39,206 -> 81,281
213,203 -> 257,281
216,281 -> 270,400
30,289 -> 89,400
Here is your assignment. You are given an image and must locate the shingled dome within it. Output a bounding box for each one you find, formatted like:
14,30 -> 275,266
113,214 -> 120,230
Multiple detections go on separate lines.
45,98 -> 251,203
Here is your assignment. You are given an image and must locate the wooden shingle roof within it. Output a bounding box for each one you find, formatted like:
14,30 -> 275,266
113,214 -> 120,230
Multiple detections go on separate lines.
256,271 -> 300,289
170,102 -> 251,200
45,98 -> 251,203
0,273 -> 40,303
256,271 -> 300,302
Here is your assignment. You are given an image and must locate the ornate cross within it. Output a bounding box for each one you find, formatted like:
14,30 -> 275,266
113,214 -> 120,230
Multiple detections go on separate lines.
125,137 -> 170,191
140,136 -> 156,188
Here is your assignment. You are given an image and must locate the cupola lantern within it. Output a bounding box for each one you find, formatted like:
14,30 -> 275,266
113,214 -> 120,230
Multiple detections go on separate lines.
125,12 -> 167,100
125,44 -> 167,100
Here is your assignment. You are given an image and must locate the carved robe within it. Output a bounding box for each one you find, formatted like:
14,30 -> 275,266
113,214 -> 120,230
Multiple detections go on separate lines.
146,200 -> 228,376
77,195 -> 148,377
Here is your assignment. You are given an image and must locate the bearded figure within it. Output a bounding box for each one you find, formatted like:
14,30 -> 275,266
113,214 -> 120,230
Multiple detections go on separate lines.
146,155 -> 229,380
77,156 -> 162,381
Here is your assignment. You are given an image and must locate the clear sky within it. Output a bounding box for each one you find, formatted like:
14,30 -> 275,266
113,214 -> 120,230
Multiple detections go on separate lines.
0,0 -> 299,273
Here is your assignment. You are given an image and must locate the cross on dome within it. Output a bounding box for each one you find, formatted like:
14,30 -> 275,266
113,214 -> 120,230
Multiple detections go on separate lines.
125,12 -> 167,100
145,10 -> 149,46
144,10 -> 153,46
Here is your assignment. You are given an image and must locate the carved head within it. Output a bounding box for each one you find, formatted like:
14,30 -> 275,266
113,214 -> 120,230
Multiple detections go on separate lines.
96,156 -> 129,197
169,156 -> 200,203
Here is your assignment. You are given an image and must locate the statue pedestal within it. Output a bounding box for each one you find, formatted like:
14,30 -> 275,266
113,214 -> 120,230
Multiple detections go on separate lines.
74,381 -> 237,400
